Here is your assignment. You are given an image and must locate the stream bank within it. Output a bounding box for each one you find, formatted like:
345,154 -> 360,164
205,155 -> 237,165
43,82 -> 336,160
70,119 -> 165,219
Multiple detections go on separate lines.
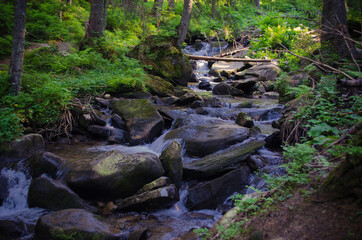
0,41 -> 285,240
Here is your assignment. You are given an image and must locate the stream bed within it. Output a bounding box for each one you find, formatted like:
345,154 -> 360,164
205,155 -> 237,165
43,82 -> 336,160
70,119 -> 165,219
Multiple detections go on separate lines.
0,42 -> 285,240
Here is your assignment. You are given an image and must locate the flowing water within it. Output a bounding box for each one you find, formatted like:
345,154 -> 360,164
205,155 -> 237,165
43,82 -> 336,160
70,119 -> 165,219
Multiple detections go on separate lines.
0,42 -> 284,239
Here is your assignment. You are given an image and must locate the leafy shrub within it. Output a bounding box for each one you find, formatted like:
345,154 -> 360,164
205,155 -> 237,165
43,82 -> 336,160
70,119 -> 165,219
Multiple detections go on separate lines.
0,107 -> 23,143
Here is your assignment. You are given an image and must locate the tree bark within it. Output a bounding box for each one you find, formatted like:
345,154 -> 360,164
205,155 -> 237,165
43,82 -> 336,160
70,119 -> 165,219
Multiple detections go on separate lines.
211,0 -> 216,19
321,0 -> 358,59
254,0 -> 260,8
86,0 -> 108,39
152,0 -> 164,18
177,0 -> 193,46
9,0 -> 26,96
167,0 -> 175,11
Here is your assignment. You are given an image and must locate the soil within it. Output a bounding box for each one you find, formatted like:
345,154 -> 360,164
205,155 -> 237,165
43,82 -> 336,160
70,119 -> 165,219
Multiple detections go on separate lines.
242,190 -> 362,240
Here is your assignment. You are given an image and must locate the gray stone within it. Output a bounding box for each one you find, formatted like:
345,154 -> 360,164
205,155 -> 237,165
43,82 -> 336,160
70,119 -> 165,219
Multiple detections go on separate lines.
160,140 -> 183,188
111,114 -> 126,130
9,134 -> 44,158
137,176 -> 171,194
185,167 -> 251,210
66,151 -> 164,200
262,92 -> 279,100
245,63 -> 281,81
29,151 -> 66,179
28,175 -> 93,211
34,209 -> 122,240
0,176 -> 8,205
212,82 -> 244,96
235,112 -> 254,128
247,155 -> 267,171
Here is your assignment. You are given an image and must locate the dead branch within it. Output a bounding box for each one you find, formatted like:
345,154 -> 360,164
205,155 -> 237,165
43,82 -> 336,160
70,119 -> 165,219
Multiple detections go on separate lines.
186,54 -> 273,62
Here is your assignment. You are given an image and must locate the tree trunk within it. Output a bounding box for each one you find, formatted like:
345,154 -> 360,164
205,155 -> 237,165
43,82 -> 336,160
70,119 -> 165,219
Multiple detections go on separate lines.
254,0 -> 260,8
86,0 -> 108,39
211,0 -> 216,20
321,0 -> 358,59
152,0 -> 164,18
177,0 -> 193,46
9,0 -> 26,96
167,0 -> 175,11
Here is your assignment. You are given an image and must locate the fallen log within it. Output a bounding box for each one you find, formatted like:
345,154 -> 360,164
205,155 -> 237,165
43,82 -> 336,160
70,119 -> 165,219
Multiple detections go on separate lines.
215,47 -> 248,57
186,54 -> 273,62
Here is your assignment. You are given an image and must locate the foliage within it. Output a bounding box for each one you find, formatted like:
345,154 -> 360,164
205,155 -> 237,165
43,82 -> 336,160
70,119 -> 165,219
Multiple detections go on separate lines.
0,107 -> 23,144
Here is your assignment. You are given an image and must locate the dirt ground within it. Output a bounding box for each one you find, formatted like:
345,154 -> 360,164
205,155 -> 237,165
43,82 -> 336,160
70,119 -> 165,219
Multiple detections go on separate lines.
242,190 -> 362,240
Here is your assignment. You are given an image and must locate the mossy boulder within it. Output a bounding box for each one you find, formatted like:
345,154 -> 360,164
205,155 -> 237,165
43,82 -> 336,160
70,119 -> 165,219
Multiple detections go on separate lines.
165,123 -> 249,158
144,74 -> 175,97
28,175 -> 93,211
185,167 -> 251,210
110,99 -> 164,145
137,176 -> 171,194
34,209 -> 122,240
66,151 -> 164,200
9,134 -> 45,158
245,63 -> 281,81
129,39 -> 192,86
160,140 -> 183,188
209,61 -> 245,77
29,151 -> 66,179
183,138 -> 265,179
212,82 -> 244,96
235,112 -> 254,128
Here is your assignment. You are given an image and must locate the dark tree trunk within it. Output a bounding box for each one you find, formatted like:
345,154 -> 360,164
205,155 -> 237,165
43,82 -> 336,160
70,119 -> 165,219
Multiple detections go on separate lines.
167,0 -> 175,11
9,0 -> 26,96
177,0 -> 193,46
152,0 -> 164,18
321,0 -> 358,59
86,0 -> 108,39
254,0 -> 260,8
211,0 -> 216,19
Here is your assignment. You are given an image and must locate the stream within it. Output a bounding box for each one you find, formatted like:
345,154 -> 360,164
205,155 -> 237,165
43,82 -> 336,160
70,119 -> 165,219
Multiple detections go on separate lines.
0,42 -> 284,239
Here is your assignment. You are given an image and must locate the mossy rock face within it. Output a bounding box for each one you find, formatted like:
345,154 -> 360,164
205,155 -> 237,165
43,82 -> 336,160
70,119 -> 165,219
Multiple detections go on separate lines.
235,112 -> 254,128
160,140 -> 183,188
145,74 -> 175,97
129,39 -> 192,86
9,134 -> 45,158
28,175 -> 93,211
66,151 -> 164,200
110,99 -> 164,145
184,138 -> 265,179
34,209 -> 121,240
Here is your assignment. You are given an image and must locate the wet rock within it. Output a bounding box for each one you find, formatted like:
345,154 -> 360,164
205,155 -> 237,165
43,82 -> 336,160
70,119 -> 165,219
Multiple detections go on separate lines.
9,134 -> 45,158
247,155 -> 267,171
95,97 -> 110,108
78,113 -> 93,128
129,39 -> 192,86
159,96 -> 180,105
214,76 -> 227,82
160,140 -> 183,188
233,71 -> 246,80
198,79 -> 212,91
87,125 -> 113,139
137,177 -> 171,194
210,61 -> 245,76
129,227 -> 148,240
66,151 -> 164,200
236,101 -> 253,108
245,63 -> 281,81
91,109 -> 108,126
110,99 -> 164,145
165,123 -> 249,158
111,114 -> 126,130
190,97 -> 222,108
235,112 -> 254,128
0,175 -> 8,205
183,138 -> 265,179
264,130 -> 282,149
34,209 -> 122,240
262,91 -> 279,100
232,78 -> 258,95
0,218 -> 33,240
174,86 -> 200,105
107,128 -> 127,144
29,151 -> 66,179
116,185 -> 179,211
212,82 -> 244,96
145,74 -> 175,97
28,175 -> 92,211
249,126 -> 261,137
185,167 -> 251,210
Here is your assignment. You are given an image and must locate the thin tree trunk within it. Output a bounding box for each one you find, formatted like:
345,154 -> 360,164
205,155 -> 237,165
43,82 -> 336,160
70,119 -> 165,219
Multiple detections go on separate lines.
321,0 -> 358,59
167,0 -> 175,11
9,0 -> 26,96
152,0 -> 164,18
254,0 -> 260,8
177,0 -> 193,46
86,0 -> 108,39
211,0 -> 216,20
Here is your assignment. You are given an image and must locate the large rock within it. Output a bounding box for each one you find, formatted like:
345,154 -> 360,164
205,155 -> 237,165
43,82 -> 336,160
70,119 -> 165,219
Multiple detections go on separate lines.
28,175 -> 92,211
212,82 -> 244,96
231,78 -> 258,95
165,123 -> 249,157
116,185 -> 179,211
0,218 -> 33,240
144,74 -> 175,97
184,138 -> 265,179
235,112 -> 254,128
0,175 -> 8,205
29,152 -> 66,179
137,176 -> 171,194
159,140 -> 183,188
174,86 -> 200,105
210,61 -> 245,76
9,134 -> 44,158
245,63 -> 281,81
128,39 -> 192,86
34,209 -> 122,240
185,167 -> 251,210
110,99 -> 164,145
66,151 -> 164,200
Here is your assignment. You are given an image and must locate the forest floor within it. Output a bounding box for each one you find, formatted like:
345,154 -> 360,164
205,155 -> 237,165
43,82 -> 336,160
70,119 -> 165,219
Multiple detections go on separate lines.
242,187 -> 362,240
